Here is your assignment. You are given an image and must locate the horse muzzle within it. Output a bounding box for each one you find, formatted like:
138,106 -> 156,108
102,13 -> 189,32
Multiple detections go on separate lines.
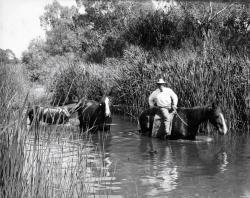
218,126 -> 228,135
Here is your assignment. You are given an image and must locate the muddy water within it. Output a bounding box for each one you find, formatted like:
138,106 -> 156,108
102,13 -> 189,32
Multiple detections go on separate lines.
26,116 -> 250,198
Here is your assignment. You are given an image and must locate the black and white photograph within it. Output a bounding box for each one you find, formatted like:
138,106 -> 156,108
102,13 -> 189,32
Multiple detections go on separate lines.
0,0 -> 249,197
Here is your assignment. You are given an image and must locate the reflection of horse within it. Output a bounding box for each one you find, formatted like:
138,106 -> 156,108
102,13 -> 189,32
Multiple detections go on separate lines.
28,103 -> 78,125
139,104 -> 228,140
139,135 -> 229,177
76,96 -> 112,133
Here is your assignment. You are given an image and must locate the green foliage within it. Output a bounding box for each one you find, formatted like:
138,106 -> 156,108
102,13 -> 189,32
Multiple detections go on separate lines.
0,49 -> 18,64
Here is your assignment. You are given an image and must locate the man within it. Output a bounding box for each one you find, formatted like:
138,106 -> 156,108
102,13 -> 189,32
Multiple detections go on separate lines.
148,78 -> 178,137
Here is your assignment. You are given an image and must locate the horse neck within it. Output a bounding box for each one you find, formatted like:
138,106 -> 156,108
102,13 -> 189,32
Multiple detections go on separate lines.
188,107 -> 211,126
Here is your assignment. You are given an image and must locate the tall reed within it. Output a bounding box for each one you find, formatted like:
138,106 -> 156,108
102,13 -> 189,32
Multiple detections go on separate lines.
0,62 -> 113,197
112,45 -> 249,131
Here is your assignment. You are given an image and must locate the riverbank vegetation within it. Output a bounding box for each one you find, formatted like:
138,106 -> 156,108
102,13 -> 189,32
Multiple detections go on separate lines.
0,62 -> 113,197
19,0 -> 249,130
1,1 -> 248,129
0,0 -> 249,195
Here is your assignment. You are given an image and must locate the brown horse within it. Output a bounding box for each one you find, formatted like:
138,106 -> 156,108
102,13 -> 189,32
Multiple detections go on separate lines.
139,103 -> 228,140
76,96 -> 112,133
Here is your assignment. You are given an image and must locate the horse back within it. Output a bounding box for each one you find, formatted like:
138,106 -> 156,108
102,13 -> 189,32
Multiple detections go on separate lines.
139,107 -> 190,139
79,100 -> 99,120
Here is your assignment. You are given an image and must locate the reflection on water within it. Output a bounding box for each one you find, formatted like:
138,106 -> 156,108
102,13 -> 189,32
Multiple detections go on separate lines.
25,116 -> 250,198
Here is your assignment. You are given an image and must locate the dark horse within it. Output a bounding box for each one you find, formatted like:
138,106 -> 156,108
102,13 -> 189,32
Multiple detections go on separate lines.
28,103 -> 78,126
76,96 -> 112,133
139,104 -> 228,140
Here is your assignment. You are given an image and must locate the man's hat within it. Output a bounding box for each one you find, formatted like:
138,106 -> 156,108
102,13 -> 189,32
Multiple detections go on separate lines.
156,78 -> 166,84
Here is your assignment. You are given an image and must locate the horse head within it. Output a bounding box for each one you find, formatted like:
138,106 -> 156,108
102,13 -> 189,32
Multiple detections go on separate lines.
99,95 -> 111,118
208,103 -> 228,135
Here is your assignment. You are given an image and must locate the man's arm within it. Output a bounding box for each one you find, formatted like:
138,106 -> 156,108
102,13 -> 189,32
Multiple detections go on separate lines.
170,89 -> 178,109
148,90 -> 158,108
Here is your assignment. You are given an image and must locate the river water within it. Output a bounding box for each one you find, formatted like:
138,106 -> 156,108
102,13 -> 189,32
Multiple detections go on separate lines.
25,115 -> 250,198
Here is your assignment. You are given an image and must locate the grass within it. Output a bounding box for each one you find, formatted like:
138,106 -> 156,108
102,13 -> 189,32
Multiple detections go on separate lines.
0,110 -> 115,197
111,45 -> 249,131
47,43 -> 249,132
0,63 -> 115,197
1,2 -> 249,196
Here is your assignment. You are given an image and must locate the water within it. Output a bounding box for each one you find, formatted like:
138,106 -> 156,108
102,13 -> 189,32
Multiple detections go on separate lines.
25,115 -> 250,198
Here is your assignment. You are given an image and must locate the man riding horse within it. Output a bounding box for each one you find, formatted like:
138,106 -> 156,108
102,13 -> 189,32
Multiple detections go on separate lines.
148,78 -> 178,138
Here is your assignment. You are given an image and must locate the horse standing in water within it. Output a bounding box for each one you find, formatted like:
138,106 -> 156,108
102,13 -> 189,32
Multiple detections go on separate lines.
28,103 -> 78,126
76,96 -> 112,133
139,104 -> 228,140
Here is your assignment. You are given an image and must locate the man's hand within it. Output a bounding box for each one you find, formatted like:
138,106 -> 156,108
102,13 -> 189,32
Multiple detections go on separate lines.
170,105 -> 177,113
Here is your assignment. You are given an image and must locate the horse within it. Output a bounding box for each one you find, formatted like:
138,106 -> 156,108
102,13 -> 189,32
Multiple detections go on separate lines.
139,103 -> 228,140
27,103 -> 78,126
76,95 -> 112,133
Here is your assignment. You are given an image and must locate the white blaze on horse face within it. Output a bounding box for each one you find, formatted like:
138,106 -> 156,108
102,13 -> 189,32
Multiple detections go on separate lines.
104,97 -> 111,117
219,113 -> 227,134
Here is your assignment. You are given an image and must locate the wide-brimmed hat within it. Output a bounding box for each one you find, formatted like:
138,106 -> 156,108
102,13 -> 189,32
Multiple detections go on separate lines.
156,78 -> 166,84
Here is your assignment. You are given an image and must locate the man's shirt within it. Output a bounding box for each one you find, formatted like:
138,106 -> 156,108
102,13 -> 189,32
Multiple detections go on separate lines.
148,87 -> 178,108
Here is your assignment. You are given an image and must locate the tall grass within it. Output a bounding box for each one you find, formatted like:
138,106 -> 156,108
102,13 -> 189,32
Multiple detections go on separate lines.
50,61 -> 118,105
0,62 -> 114,197
112,45 -> 249,131
0,107 -> 114,197
48,43 -> 249,131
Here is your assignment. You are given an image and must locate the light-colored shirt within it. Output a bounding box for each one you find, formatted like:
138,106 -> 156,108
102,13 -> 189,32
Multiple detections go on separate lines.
148,87 -> 178,108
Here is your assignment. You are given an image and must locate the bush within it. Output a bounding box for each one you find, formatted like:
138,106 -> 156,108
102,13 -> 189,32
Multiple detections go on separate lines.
50,62 -> 89,105
50,61 -> 117,105
219,8 -> 250,55
124,11 -> 182,50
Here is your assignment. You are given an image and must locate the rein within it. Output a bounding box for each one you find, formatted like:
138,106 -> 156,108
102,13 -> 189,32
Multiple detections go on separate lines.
113,104 -> 191,128
174,111 -> 189,127
160,105 -> 190,127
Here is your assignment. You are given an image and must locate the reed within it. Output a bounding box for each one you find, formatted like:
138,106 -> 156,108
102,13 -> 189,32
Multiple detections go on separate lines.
0,63 -> 114,197
0,109 -> 114,197
112,45 -> 249,132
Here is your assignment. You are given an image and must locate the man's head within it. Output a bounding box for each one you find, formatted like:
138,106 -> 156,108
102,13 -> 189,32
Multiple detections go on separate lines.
156,78 -> 166,91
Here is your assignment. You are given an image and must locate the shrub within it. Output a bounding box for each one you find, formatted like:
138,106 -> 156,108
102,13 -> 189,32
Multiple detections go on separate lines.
124,11 -> 182,50
49,61 -> 117,105
50,62 -> 89,105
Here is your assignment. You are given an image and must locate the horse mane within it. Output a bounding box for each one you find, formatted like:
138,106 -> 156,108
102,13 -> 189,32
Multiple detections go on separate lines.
178,105 -> 212,111
176,105 -> 214,127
